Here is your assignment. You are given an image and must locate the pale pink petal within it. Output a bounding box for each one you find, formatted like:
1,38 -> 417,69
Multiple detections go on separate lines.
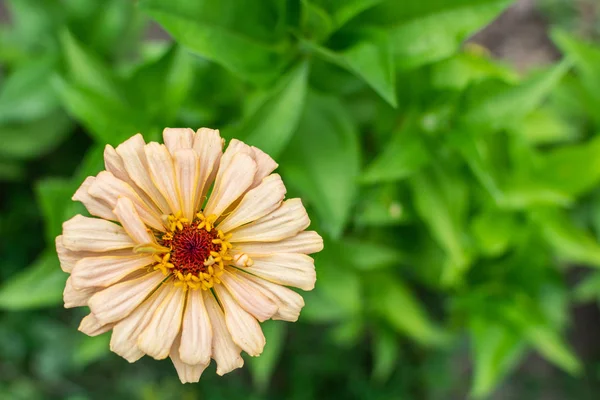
62,214 -> 135,252
203,291 -> 244,375
71,254 -> 154,289
115,134 -> 171,214
170,334 -> 208,383
241,273 -> 305,322
214,284 -> 265,356
72,177 -> 116,220
174,149 -> 200,221
89,171 -> 164,230
249,146 -> 278,189
79,313 -> 114,336
56,235 -> 137,273
243,253 -> 316,291
220,270 -> 277,322
192,128 -> 223,211
113,197 -> 155,244
138,284 -> 186,360
64,277 -> 100,308
110,283 -> 170,362
229,199 -> 310,243
204,153 -> 256,218
179,288 -> 212,365
232,231 -> 324,256
164,128 -> 194,154
104,144 -> 164,216
217,174 -> 286,233
145,143 -> 181,215
88,271 -> 164,324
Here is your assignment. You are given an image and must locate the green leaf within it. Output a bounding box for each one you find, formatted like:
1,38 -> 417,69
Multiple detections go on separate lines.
573,272 -> 600,303
312,29 -> 396,106
247,321 -> 286,392
0,250 -> 65,310
139,0 -> 290,84
532,208 -> 600,267
462,60 -> 571,129
340,238 -> 406,270
229,61 -> 309,158
520,108 -> 579,145
0,111 -> 73,160
368,274 -> 447,346
0,160 -> 25,181
471,210 -> 517,257
470,316 -> 527,398
371,326 -> 399,383
315,251 -> 363,317
362,113 -> 430,183
355,184 -> 411,226
35,178 -> 80,243
309,0 -> 384,32
281,92 -> 360,238
72,334 -> 111,368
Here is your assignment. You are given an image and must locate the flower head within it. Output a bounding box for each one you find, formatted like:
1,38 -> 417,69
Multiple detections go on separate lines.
56,128 -> 322,382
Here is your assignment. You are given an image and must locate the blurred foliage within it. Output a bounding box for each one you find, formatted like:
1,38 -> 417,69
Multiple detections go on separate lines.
3,0 -> 600,398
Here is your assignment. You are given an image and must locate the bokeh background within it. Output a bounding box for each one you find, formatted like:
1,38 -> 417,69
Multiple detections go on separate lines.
2,0 -> 600,398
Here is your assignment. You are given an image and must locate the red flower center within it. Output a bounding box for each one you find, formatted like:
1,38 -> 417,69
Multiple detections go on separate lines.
161,222 -> 220,275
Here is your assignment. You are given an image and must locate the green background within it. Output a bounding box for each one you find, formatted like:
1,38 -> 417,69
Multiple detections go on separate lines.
2,0 -> 600,398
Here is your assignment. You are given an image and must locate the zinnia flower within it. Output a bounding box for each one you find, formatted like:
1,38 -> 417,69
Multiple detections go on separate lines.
55,128 -> 322,383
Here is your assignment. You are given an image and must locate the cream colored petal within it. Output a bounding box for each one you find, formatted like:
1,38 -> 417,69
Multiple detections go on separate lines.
170,334 -> 208,384
220,270 -> 277,322
72,177 -> 116,220
164,128 -> 194,154
56,235 -> 137,273
244,253 -> 316,291
179,288 -> 212,365
249,146 -> 278,189
214,284 -> 265,356
204,153 -> 256,218
242,273 -> 305,322
63,277 -> 99,308
104,145 -> 164,216
217,174 -> 286,233
79,313 -> 114,336
203,291 -> 244,375
232,231 -> 324,256
209,139 -> 252,200
113,197 -> 155,244
174,149 -> 200,221
90,171 -> 164,230
62,214 -> 136,252
138,284 -> 186,360
71,254 -> 154,289
110,283 -> 170,362
89,271 -> 164,324
115,134 -> 171,214
229,199 -> 310,243
192,128 -> 224,210
145,143 -> 181,215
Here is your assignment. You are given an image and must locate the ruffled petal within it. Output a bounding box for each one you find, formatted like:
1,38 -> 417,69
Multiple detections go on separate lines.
179,288 -> 212,365
138,283 -> 186,360
220,270 -> 277,322
72,177 -> 116,220
192,128 -> 223,210
249,146 -> 278,189
229,199 -> 310,243
217,174 -> 286,233
89,171 -> 164,230
113,197 -> 155,244
214,284 -> 265,356
79,313 -> 114,336
241,273 -> 306,321
243,253 -> 316,291
88,271 -> 164,324
232,231 -> 323,256
62,214 -> 135,252
110,283 -> 170,362
173,149 -> 200,221
170,334 -> 208,384
164,128 -> 193,153
71,254 -> 154,289
115,134 -> 171,214
203,152 -> 257,218
63,277 -> 100,308
203,291 -> 244,375
144,143 -> 181,215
